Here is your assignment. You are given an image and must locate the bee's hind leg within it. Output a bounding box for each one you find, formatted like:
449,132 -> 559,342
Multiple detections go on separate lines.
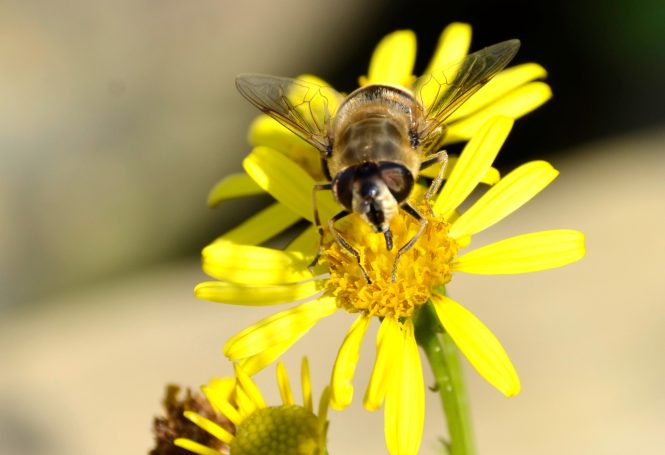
308,182 -> 333,271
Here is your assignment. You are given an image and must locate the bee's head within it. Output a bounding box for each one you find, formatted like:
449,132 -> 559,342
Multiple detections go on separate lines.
332,162 -> 414,240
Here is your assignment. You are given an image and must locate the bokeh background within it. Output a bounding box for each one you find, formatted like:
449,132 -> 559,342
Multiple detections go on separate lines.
1,1 -> 664,454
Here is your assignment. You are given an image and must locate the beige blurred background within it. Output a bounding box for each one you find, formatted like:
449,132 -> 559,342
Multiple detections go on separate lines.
1,1 -> 664,455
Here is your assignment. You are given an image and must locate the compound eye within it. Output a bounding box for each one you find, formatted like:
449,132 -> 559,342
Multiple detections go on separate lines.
332,167 -> 355,210
378,162 -> 414,203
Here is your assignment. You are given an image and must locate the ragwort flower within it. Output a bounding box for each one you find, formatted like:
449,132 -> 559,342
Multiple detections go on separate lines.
196,114 -> 586,454
175,358 -> 330,455
207,22 -> 551,247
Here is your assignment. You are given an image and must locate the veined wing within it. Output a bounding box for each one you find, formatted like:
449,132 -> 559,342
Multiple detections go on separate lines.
236,74 -> 344,154
414,39 -> 521,141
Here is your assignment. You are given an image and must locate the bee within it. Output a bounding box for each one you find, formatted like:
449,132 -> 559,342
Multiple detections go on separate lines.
236,39 -> 520,283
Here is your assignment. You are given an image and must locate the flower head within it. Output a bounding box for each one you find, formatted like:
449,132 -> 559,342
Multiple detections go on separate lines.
174,358 -> 330,455
197,22 -> 581,455
196,114 -> 585,454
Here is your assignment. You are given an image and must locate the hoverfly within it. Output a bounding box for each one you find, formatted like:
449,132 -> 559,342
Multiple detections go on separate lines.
236,39 -> 520,283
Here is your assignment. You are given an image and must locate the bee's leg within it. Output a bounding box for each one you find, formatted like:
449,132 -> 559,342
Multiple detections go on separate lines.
420,150 -> 448,216
392,202 -> 427,282
329,210 -> 372,284
308,182 -> 333,270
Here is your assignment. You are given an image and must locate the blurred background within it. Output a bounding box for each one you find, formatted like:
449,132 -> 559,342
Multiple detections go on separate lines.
1,0 -> 663,454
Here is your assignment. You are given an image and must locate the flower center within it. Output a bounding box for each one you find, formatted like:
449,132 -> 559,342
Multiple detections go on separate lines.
230,405 -> 323,455
323,204 -> 458,319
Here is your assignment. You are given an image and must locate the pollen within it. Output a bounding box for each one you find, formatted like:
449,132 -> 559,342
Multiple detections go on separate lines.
230,405 -> 323,455
323,205 -> 458,319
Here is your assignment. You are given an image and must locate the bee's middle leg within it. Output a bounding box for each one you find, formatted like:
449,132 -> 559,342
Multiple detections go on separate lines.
392,202 -> 427,282
420,150 -> 448,215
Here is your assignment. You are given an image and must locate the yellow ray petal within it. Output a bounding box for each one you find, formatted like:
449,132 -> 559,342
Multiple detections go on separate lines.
444,82 -> 552,143
301,357 -> 313,413
239,338 -> 299,376
202,378 -> 235,414
248,115 -> 319,167
202,241 -> 310,284
422,22 -> 472,77
207,173 -> 264,208
224,297 -> 337,360
454,229 -> 585,274
363,30 -> 417,86
243,146 -> 338,221
214,202 -> 301,246
276,361 -> 294,406
431,293 -> 520,397
174,438 -> 224,455
420,155 -> 501,185
447,63 -> 548,122
364,317 -> 404,411
434,116 -> 514,219
384,320 -> 424,455
450,160 -> 558,239
194,280 -> 322,306
287,225 -> 320,255
331,314 -> 371,410
183,411 -> 234,444
235,364 -> 267,409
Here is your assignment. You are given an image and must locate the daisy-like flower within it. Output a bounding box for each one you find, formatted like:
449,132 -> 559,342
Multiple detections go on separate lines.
207,22 -> 552,247
174,358 -> 330,455
196,115 -> 585,454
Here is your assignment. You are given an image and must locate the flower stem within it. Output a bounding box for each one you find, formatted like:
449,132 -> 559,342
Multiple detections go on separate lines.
415,300 -> 475,455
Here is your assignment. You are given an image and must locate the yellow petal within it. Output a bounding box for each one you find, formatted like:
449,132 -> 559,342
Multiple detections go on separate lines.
194,280 -> 322,306
434,116 -> 514,219
174,438 -> 224,455
445,82 -> 552,143
183,411 -> 234,444
207,173 -> 264,208
422,22 -> 472,76
202,241 -> 310,284
249,114 -> 313,153
447,63 -> 548,122
450,160 -> 558,239
202,378 -> 235,414
364,317 -> 404,411
331,314 -> 371,410
276,361 -> 295,406
454,229 -> 585,274
234,379 -> 259,420
384,320 -> 424,455
301,357 -> 313,413
420,155 -> 501,186
286,225 -> 319,255
214,202 -> 301,246
224,297 -> 337,360
235,364 -> 267,409
243,146 -> 338,221
431,293 -> 520,396
364,30 -> 417,86
239,338 -> 299,376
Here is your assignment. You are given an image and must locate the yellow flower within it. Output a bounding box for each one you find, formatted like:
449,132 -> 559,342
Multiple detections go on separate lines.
175,358 -> 330,455
196,115 -> 585,455
207,22 -> 551,247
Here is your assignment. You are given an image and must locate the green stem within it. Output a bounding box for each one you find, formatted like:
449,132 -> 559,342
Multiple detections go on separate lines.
414,301 -> 475,455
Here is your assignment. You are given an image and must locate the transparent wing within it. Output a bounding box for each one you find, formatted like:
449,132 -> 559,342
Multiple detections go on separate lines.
414,39 -> 521,143
236,74 -> 345,154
